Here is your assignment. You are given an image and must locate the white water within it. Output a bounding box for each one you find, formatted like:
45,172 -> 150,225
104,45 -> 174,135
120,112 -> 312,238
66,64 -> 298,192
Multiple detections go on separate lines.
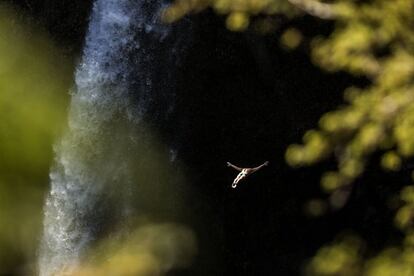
38,0 -> 186,274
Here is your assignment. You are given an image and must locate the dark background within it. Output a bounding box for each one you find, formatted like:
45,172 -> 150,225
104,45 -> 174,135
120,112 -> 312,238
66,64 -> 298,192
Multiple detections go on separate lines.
7,1 -> 408,275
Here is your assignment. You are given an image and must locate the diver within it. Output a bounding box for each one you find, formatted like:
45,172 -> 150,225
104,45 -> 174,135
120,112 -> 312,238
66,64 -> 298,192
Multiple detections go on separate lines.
227,161 -> 269,188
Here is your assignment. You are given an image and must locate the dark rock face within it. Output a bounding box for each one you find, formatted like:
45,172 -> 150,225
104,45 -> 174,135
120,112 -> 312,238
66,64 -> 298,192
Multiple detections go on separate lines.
8,0 -> 93,53
174,15 -> 350,275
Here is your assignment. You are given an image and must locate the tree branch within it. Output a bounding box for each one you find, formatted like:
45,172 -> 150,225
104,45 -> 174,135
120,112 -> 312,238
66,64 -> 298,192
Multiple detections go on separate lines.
288,0 -> 336,20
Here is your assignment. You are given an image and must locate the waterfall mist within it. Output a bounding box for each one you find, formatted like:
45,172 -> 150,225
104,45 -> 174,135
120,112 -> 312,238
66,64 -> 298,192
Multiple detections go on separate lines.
38,0 -> 194,275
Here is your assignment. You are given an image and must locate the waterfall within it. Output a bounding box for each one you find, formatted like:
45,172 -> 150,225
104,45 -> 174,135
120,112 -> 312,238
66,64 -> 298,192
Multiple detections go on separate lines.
38,0 -> 191,275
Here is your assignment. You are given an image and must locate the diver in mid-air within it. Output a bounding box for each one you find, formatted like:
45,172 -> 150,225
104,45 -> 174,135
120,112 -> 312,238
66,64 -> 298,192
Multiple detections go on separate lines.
227,161 -> 269,188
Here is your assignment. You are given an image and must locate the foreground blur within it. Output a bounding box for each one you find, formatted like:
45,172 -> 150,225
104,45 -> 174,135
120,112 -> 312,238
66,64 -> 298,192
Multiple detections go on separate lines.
69,223 -> 196,276
0,4 -> 197,275
0,4 -> 71,274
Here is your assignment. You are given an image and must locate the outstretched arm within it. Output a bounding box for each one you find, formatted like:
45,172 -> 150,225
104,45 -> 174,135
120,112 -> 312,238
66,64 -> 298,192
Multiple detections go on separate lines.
250,161 -> 269,173
227,162 -> 243,171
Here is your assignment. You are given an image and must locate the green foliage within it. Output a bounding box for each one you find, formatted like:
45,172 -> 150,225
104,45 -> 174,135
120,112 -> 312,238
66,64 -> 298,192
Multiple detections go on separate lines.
285,0 -> 414,193
0,4 -> 71,273
308,237 -> 414,276
163,0 -> 296,31
306,236 -> 362,276
67,223 -> 196,276
295,0 -> 414,268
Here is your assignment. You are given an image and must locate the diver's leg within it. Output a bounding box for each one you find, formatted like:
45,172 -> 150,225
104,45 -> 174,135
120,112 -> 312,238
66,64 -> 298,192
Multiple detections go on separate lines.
232,172 -> 243,188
